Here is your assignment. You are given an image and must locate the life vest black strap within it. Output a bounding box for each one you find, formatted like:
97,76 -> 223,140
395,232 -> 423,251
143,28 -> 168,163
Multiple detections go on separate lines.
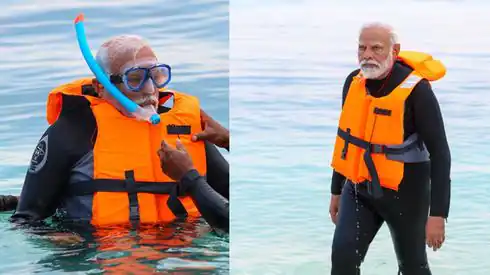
67,179 -> 176,196
337,127 -> 424,198
125,170 -> 140,221
362,147 -> 384,199
81,84 -> 98,97
167,185 -> 188,218
67,175 -> 188,220
337,128 -> 421,155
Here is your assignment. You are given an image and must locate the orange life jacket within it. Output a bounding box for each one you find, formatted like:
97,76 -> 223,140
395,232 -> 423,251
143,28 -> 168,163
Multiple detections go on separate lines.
47,78 -> 207,226
330,51 -> 446,195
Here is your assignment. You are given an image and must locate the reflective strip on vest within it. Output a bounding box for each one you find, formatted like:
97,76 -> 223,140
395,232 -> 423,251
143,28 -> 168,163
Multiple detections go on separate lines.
399,74 -> 422,89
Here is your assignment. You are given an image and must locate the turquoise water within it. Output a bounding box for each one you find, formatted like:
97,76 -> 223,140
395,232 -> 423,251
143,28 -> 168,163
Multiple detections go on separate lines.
0,0 -> 229,274
231,0 -> 490,274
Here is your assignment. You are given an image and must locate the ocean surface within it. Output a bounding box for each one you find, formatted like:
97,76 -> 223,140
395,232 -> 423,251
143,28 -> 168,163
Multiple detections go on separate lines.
231,0 -> 490,274
0,0 -> 229,274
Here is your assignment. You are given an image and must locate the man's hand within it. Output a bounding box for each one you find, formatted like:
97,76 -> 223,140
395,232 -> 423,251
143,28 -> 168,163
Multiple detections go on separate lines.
426,216 -> 446,251
45,232 -> 85,246
0,195 -> 18,211
158,139 -> 195,181
329,194 -> 341,225
192,109 -> 229,150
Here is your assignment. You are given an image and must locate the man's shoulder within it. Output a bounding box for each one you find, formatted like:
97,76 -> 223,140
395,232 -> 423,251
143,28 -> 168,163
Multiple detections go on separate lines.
413,77 -> 431,89
410,78 -> 433,99
50,104 -> 97,145
341,69 -> 361,90
344,69 -> 361,84
348,69 -> 361,78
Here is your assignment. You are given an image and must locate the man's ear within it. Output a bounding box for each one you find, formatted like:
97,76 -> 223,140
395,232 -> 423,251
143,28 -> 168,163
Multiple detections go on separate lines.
393,43 -> 401,57
91,78 -> 104,96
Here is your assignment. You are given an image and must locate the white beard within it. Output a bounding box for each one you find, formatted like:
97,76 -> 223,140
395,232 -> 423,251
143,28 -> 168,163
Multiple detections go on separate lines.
111,96 -> 159,118
359,51 -> 394,79
141,104 -> 157,114
134,95 -> 159,112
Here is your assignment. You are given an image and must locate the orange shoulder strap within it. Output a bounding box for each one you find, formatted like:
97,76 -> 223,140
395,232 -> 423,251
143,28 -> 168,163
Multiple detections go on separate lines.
46,78 -> 99,125
171,90 -> 200,111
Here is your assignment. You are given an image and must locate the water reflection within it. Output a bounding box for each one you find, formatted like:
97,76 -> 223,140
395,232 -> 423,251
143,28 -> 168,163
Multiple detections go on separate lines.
21,219 -> 228,274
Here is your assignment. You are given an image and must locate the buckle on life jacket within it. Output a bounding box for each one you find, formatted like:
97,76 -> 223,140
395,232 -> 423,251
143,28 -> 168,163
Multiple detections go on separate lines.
125,170 -> 140,221
370,144 -> 386,154
81,84 -> 98,97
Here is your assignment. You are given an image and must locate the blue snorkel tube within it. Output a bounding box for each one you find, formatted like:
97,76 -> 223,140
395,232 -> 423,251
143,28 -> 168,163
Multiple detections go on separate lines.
73,13 -> 160,125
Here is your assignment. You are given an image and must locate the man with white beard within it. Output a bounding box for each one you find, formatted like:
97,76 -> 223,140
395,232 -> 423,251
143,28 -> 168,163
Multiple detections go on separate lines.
10,35 -> 230,234
328,23 -> 451,275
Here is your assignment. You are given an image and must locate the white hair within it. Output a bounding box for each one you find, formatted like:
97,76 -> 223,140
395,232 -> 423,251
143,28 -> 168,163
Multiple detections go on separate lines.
95,46 -> 111,74
359,22 -> 399,46
95,34 -> 151,74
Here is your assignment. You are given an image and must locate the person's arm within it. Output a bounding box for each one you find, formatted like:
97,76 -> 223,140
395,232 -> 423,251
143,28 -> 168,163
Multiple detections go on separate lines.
192,109 -> 229,151
331,70 -> 358,194
158,140 -> 229,234
204,141 -> 229,199
410,80 -> 451,218
9,120 -> 74,224
180,169 -> 229,234
179,141 -> 229,233
331,172 -> 346,195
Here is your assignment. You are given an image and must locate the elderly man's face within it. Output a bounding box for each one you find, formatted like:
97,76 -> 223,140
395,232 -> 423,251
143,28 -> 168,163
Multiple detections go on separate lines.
357,27 -> 398,79
110,46 -> 160,111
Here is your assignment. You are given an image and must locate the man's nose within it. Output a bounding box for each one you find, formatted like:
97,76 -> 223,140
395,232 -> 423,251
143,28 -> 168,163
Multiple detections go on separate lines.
361,50 -> 374,60
140,79 -> 155,94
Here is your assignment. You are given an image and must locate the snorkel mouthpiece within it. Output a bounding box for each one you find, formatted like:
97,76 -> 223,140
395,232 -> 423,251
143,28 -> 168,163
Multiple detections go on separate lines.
73,13 -> 160,125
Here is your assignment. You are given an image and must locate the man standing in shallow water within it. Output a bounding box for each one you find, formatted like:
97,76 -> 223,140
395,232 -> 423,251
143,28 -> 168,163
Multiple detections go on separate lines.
329,22 -> 451,275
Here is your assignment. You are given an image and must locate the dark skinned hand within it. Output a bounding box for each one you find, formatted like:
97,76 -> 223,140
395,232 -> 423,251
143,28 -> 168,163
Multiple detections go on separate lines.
158,139 -> 195,181
192,109 -> 229,150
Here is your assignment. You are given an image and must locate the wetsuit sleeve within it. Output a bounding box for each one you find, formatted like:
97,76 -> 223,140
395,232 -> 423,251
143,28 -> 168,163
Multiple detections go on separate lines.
180,168 -> 229,233
178,141 -> 229,233
9,121 -> 73,224
204,141 -> 229,200
331,70 -> 359,195
409,80 -> 451,218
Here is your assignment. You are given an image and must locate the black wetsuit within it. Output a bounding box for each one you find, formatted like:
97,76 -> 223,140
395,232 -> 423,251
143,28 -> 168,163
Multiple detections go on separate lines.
9,93 -> 229,233
331,61 -> 451,275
